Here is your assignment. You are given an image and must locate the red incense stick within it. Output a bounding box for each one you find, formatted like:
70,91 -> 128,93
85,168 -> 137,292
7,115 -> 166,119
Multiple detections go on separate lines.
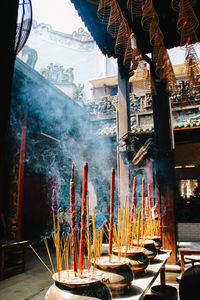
109,168 -> 115,262
129,176 -> 136,247
70,180 -> 78,275
142,177 -> 145,236
79,162 -> 88,274
157,188 -> 161,238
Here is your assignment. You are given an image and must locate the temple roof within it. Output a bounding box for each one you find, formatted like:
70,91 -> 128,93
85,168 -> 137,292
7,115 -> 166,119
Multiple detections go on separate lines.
70,0 -> 200,58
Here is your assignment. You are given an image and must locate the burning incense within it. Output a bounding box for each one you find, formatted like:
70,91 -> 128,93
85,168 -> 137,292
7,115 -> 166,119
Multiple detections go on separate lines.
70,180 -> 78,275
157,188 -> 161,238
129,176 -> 136,247
109,168 -> 115,262
136,208 -> 141,247
147,184 -> 153,238
44,237 -> 55,274
86,196 -> 90,271
142,177 -> 145,236
71,161 -> 75,181
92,210 -> 97,275
79,162 -> 88,274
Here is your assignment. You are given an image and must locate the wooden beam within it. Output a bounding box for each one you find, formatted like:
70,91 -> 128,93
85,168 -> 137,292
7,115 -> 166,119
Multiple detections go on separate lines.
117,60 -> 130,208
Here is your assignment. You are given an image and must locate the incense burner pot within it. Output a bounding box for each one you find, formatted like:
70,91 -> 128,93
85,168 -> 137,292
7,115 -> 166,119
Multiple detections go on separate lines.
92,256 -> 134,296
151,236 -> 162,252
132,240 -> 157,263
112,246 -> 149,277
45,270 -> 112,300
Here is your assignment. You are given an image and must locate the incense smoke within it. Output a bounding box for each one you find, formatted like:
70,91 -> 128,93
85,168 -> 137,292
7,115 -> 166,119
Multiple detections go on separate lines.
9,58 -> 115,240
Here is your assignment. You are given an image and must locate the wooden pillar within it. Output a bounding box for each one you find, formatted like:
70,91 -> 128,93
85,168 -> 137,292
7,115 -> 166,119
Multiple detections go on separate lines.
150,66 -> 177,264
0,1 -> 18,222
117,60 -> 130,208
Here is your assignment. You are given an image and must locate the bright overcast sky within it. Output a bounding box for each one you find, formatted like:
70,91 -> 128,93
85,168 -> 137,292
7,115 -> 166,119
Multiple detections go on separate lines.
31,0 -> 87,34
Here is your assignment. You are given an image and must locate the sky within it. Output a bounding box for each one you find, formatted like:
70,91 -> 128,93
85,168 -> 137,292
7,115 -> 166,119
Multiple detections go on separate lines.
30,0 -> 200,65
31,0 -> 87,34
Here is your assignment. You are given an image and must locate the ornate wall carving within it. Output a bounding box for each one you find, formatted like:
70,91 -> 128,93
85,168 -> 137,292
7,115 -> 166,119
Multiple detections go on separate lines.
32,21 -> 96,51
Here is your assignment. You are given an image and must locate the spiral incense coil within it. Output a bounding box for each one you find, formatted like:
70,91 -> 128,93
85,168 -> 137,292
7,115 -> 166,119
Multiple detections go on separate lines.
115,18 -> 131,56
149,14 -> 160,46
152,26 -> 164,60
123,35 -> 132,69
177,0 -> 199,35
180,28 -> 199,47
141,0 -> 158,31
171,0 -> 180,12
123,33 -> 140,70
107,0 -> 123,38
127,0 -> 143,16
155,45 -> 167,77
97,0 -> 111,24
171,0 -> 197,12
134,61 -> 150,90
185,45 -> 200,86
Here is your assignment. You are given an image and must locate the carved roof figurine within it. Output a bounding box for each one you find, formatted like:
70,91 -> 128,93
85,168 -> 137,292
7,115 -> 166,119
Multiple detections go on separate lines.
40,64 -> 74,85
72,27 -> 93,41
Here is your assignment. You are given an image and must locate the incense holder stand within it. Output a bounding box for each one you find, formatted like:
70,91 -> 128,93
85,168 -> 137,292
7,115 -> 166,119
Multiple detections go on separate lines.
45,270 -> 112,300
92,256 -> 134,296
112,246 -> 149,277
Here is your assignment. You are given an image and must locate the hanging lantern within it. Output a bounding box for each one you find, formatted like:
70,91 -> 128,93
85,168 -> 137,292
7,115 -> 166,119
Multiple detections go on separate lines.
15,0 -> 32,56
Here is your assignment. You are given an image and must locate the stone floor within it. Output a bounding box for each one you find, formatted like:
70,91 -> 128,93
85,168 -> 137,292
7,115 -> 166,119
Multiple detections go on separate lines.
0,242 -> 186,300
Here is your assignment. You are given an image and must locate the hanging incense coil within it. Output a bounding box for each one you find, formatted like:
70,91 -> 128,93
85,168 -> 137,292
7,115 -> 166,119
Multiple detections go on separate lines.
180,28 -> 199,47
133,61 -> 151,90
97,0 -> 111,24
115,18 -> 131,56
155,45 -> 167,77
171,0 -> 180,12
177,0 -> 199,35
127,0 -> 143,16
141,0 -> 159,31
107,0 -> 123,38
166,65 -> 178,92
123,33 -> 141,71
149,14 -> 160,46
185,45 -> 200,86
171,0 -> 197,12
161,60 -> 178,93
123,35 -> 133,70
152,26 -> 164,61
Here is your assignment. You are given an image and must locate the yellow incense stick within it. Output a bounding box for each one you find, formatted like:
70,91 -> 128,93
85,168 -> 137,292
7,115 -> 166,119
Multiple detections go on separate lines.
44,237 -> 55,274
30,245 -> 53,275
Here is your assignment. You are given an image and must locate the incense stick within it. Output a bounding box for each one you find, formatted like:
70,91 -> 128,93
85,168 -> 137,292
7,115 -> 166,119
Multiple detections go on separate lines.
44,237 -> 55,274
30,245 -> 53,275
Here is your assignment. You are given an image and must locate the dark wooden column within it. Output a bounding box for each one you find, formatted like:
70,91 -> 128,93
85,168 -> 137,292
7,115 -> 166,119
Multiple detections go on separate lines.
150,63 -> 177,264
0,1 -> 18,222
117,59 -> 130,208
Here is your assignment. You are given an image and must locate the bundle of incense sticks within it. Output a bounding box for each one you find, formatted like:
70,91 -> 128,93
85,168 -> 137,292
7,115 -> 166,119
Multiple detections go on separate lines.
112,176 -> 162,254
